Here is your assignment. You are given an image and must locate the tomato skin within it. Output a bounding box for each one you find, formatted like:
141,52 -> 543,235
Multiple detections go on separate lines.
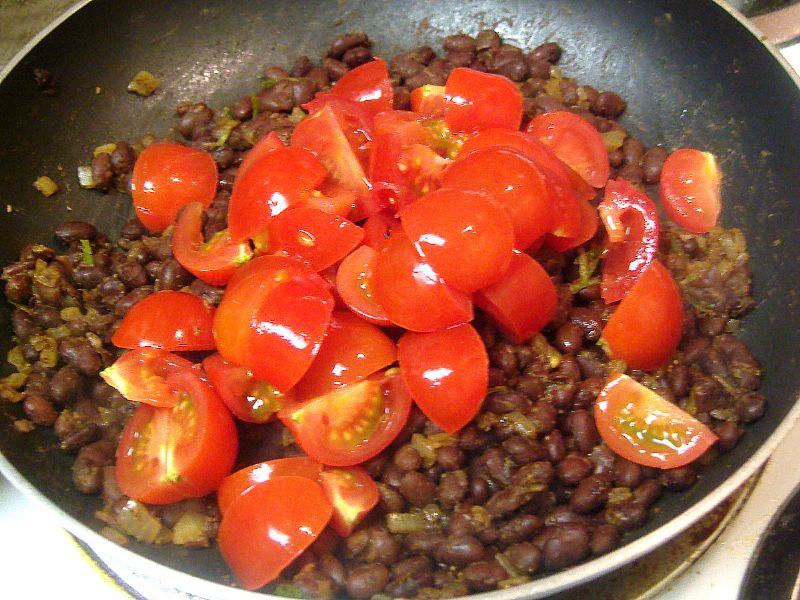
130,142 -> 218,232
112,290 -> 216,351
335,245 -> 392,326
399,188 -> 515,293
595,373 -> 718,469
660,148 -> 721,233
218,476 -> 333,590
398,324 -> 488,434
372,232 -> 473,332
213,255 -> 335,392
328,58 -> 394,117
545,197 -> 599,252
474,251 -> 557,344
444,68 -> 523,133
362,210 -> 400,252
602,259 -> 683,371
267,206 -> 364,272
100,348 -> 193,408
217,456 -> 323,515
115,368 -> 238,504
410,84 -> 446,118
527,111 -> 610,188
598,178 -> 660,304
319,466 -> 380,537
303,95 -> 374,163
278,369 -> 413,466
228,146 -> 327,244
236,131 -> 284,182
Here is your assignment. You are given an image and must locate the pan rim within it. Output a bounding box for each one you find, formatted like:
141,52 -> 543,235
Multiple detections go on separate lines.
0,0 -> 799,598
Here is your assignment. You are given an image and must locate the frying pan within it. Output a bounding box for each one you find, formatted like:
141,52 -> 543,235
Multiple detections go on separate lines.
1,0 -> 799,598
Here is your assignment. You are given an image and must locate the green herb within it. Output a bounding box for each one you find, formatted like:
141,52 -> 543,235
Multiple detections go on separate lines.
80,239 -> 94,266
221,106 -> 232,119
274,584 -> 308,599
569,247 -> 601,293
251,92 -> 260,118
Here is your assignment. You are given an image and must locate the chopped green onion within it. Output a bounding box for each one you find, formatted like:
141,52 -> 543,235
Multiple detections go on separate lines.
80,239 -> 94,266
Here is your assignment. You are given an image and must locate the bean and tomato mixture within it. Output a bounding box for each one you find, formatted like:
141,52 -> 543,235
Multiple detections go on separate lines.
1,28 -> 763,599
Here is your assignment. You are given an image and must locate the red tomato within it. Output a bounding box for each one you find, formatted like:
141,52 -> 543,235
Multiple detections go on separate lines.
527,111 -> 610,188
294,311 -> 397,400
319,466 -> 380,537
474,251 -> 557,344
335,245 -> 392,326
362,210 -> 401,252
236,131 -> 284,181
213,255 -> 335,392
307,180 -> 358,217
372,232 -> 473,332
595,373 -> 718,468
399,188 -> 514,293
202,353 -> 290,423
303,94 -> 374,163
442,147 -> 555,250
267,206 -> 364,272
443,68 -> 523,133
278,369 -> 413,466
130,142 -> 218,232
598,178 -> 660,304
398,144 -> 450,197
410,84 -> 446,118
217,456 -> 323,515
100,348 -> 192,408
228,146 -> 327,244
544,197 -> 599,252
327,58 -> 394,117
218,476 -> 332,590
602,259 -> 683,371
398,324 -> 488,433
112,290 -> 216,351
172,202 -> 253,286
115,367 -> 238,504
659,148 -> 722,233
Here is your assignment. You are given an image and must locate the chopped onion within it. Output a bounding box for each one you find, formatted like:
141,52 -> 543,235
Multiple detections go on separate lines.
77,165 -> 96,189
33,176 -> 59,197
386,511 -> 426,534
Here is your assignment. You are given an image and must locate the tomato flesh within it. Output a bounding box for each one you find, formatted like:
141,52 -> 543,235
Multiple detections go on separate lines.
659,148 -> 721,233
595,373 -> 718,469
236,131 -> 285,181
327,58 -> 394,117
545,197 -> 599,252
100,348 -> 193,408
319,466 -> 380,537
410,84 -> 446,118
444,68 -> 523,133
335,245 -> 392,326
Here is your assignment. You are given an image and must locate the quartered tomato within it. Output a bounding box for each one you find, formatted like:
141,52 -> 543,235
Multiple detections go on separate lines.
303,95 -> 374,163
236,131 -> 284,181
202,353 -> 289,423
398,324 -> 488,433
319,466 -> 380,537
326,58 -> 394,117
475,251 -> 557,344
399,187 -> 514,293
372,232 -> 473,332
112,290 -> 216,351
266,206 -> 364,272
115,367 -> 238,504
595,373 -> 718,469
545,197 -> 599,252
335,245 -> 391,326
228,146 -> 327,244
217,456 -> 323,515
602,259 -> 683,371
443,68 -> 523,133
218,476 -> 332,590
278,368 -> 413,466
410,84 -> 446,118
362,210 -> 401,252
172,201 -> 253,286
307,180 -> 358,217
213,255 -> 335,392
130,142 -> 218,232
527,111 -> 610,188
659,148 -> 721,233
100,348 -> 192,408
598,178 -> 660,304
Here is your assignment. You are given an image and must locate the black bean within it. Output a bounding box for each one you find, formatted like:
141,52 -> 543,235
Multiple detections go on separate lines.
545,430 -> 567,462
399,471 -> 436,507
23,393 -> 58,426
435,535 -> 485,566
543,524 -> 589,570
613,458 -> 643,489
306,66 -> 330,90
660,465 -> 697,491
462,560 -> 507,592
345,563 -> 388,599
609,147 -> 624,168
50,365 -> 83,405
71,265 -> 104,289
484,390 -> 528,414
468,476 -> 490,504
324,57 -> 350,81
91,153 -> 113,191
388,555 -> 431,596
642,146 -> 669,183
390,54 -> 425,80
290,55 -> 313,78
622,136 -> 645,167
715,421 -> 741,451
555,322 -> 584,354
435,445 -> 464,471
438,470 -> 468,509
570,474 -> 610,514
4,272 -> 31,304
591,523 -> 620,555
342,46 -> 373,68
59,337 -> 102,376
557,454 -> 593,486
328,32 -> 369,58
605,502 -> 648,532
375,482 -> 404,513
120,218 -> 147,240
569,307 -> 604,342
496,514 -> 543,547
229,95 -> 253,121
512,461 -> 554,490
633,479 -> 662,508
257,80 -> 295,112
566,409 -> 599,454
489,48 -> 529,81
31,305 -> 61,329
506,542 -> 542,574
442,33 -> 475,53
110,141 -> 136,175
54,409 -> 99,452
446,50 -> 475,68
737,392 -> 765,423
530,42 -> 562,63
592,91 -> 626,117
156,258 -> 193,291
404,531 -> 445,554
618,163 -> 644,184
116,260 -> 149,288
533,94 -> 565,115
177,103 -> 213,139
503,436 -> 546,464
475,30 -> 501,53
55,221 -> 97,243
72,440 -> 114,494
486,485 -> 532,518
393,444 -> 422,472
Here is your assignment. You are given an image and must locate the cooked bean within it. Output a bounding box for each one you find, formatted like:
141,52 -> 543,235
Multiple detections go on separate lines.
177,103 -> 213,139
342,46 -> 373,68
438,470 -> 468,508
156,258 -> 193,291
435,535 -> 485,566
605,502 -> 648,532
59,337 -> 102,375
435,445 -> 464,471
592,91 -> 626,117
345,563 -> 389,599
72,440 -> 114,494
55,221 -> 97,243
543,524 -> 589,570
566,409 -> 599,453
23,393 -> 58,426
50,366 -> 83,405
376,482 -> 404,513
555,321 -> 584,354
530,41 -> 562,63
484,390 -> 529,414
715,421 -> 741,451
116,260 -> 149,288
642,146 -> 669,183
91,153 -> 113,191
328,32 -> 369,58
660,465 -> 697,491
570,474 -> 611,514
393,444 -> 422,472
591,524 -> 620,555
475,30 -> 501,53
4,273 -> 31,304
486,485 -> 532,518
324,57 -> 350,81
618,163 -> 644,184
613,458 -> 643,489
545,430 -> 567,462
622,136 -> 644,166
462,560 -> 507,592
557,454 -> 593,486
737,392 -> 766,423
110,141 -> 136,175
399,471 -> 437,507
404,531 -> 445,554
512,460 -> 554,489
506,542 -> 542,574
633,479 -> 662,507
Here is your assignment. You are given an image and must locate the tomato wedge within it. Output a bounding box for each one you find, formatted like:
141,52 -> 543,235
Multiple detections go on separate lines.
217,456 -> 323,515
410,84 -> 446,118
202,353 -> 290,423
218,476 -> 332,590
327,58 -> 394,117
545,197 -> 599,252
112,290 -> 216,351
172,201 -> 253,286
595,373 -> 718,469
335,245 -> 391,326
100,348 -> 193,408
294,311 -> 397,400
362,210 -> 401,252
278,369 -> 413,466
115,367 -> 238,504
372,232 -> 473,332
475,251 -> 557,344
443,68 -> 523,133
602,259 -> 683,371
303,95 -> 374,164
319,466 -> 380,537
598,178 -> 660,304
398,324 -> 488,433
659,148 -> 722,233
527,111 -> 610,188
399,187 -> 514,293
213,255 -> 335,392
236,131 -> 284,182
130,142 -> 218,233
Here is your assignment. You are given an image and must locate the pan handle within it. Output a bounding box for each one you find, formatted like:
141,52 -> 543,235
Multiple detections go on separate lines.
750,3 -> 800,46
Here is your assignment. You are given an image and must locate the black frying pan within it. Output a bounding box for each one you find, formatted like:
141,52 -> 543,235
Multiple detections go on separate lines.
1,1 -> 799,598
